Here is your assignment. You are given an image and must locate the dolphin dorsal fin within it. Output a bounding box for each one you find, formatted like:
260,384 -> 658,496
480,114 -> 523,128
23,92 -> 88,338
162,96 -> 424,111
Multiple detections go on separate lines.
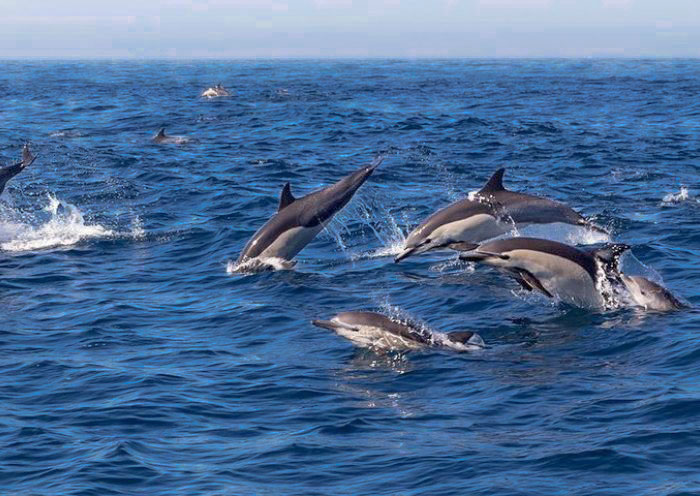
157,128 -> 166,138
589,243 -> 631,271
479,168 -> 506,193
21,143 -> 36,167
278,182 -> 296,211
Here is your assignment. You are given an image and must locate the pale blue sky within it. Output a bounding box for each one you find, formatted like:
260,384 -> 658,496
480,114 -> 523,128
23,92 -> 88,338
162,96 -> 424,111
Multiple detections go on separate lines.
2,0 -> 699,58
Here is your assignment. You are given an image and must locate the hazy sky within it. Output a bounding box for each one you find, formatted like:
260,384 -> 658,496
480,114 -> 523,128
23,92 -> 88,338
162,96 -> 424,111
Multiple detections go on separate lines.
2,0 -> 699,58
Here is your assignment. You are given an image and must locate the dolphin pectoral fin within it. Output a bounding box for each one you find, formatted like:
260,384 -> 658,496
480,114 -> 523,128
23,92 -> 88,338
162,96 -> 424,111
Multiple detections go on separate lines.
278,182 -> 296,211
447,242 -> 479,252
516,270 -> 553,298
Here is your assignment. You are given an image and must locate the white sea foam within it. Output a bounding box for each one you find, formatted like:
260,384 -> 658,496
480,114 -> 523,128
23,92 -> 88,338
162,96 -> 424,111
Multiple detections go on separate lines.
662,186 -> 694,205
0,194 -> 113,252
227,256 -> 296,274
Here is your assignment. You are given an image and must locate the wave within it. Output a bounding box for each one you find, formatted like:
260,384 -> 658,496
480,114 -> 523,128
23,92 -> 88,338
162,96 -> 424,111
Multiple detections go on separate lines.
662,186 -> 696,205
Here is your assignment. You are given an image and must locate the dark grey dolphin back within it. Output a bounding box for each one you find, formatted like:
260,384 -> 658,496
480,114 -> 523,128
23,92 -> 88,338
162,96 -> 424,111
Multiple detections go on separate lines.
477,168 -> 592,228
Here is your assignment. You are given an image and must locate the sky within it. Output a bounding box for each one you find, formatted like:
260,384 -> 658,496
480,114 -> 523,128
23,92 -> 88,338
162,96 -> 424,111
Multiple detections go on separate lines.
1,0 -> 699,58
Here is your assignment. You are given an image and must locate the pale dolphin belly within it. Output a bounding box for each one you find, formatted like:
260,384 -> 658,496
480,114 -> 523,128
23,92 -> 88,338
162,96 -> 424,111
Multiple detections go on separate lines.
259,224 -> 324,260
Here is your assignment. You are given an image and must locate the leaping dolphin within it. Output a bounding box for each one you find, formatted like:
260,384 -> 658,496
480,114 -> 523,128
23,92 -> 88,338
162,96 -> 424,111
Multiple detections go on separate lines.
395,168 -> 606,263
312,311 -> 485,352
234,156 -> 382,272
458,237 -> 629,309
0,144 -> 37,196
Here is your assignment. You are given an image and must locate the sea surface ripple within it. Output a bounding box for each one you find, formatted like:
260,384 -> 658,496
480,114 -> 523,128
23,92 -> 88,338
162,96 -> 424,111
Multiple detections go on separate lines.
0,59 -> 699,495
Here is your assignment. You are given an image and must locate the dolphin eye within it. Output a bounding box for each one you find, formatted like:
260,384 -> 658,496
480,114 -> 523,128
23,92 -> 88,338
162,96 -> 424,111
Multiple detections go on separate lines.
423,238 -> 431,245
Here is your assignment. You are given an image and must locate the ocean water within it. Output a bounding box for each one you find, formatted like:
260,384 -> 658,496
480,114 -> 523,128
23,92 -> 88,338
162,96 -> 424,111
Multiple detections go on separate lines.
0,59 -> 699,495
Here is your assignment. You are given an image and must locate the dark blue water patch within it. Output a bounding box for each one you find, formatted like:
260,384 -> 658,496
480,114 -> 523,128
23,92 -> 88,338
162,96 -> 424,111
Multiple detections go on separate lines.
0,59 -> 699,495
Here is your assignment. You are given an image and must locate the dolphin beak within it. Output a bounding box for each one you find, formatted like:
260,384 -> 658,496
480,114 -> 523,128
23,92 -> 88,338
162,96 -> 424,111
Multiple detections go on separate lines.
394,246 -> 417,263
311,319 -> 337,331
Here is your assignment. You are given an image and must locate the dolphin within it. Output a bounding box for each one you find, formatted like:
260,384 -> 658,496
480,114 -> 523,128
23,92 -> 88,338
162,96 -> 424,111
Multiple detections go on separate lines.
0,144 -> 37,196
312,311 -> 485,352
152,128 -> 189,144
234,156 -> 382,271
587,244 -> 685,312
458,237 -> 629,309
621,275 -> 685,312
201,83 -> 231,98
395,168 -> 605,263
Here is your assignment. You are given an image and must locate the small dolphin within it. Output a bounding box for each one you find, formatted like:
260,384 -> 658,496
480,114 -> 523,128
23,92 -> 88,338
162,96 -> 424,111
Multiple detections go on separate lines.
588,245 -> 685,312
395,168 -> 605,263
152,128 -> 188,144
458,237 -> 629,309
234,157 -> 382,271
0,144 -> 37,196
621,275 -> 685,312
201,83 -> 231,98
312,311 -> 485,352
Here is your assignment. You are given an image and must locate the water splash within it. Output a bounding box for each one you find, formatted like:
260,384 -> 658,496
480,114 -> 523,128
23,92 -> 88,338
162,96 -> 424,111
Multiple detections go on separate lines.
227,256 -> 296,274
662,186 -> 695,205
0,194 -> 113,252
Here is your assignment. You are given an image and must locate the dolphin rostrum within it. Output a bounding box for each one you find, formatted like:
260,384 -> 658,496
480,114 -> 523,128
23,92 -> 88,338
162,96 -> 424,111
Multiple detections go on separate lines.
0,144 -> 37,196
458,237 -> 629,309
234,156 -> 382,271
312,311 -> 485,352
395,168 -> 605,262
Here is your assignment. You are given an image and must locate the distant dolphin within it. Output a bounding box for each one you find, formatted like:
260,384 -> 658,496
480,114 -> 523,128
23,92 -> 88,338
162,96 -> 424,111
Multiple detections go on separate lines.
312,311 -> 485,352
395,168 -> 605,262
152,128 -> 189,144
458,237 -> 629,309
0,144 -> 37,196
201,83 -> 231,98
234,156 -> 383,271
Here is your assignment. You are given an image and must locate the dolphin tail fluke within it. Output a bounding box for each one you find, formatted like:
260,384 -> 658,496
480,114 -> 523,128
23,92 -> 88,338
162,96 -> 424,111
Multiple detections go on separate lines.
368,155 -> 384,171
21,143 -> 36,169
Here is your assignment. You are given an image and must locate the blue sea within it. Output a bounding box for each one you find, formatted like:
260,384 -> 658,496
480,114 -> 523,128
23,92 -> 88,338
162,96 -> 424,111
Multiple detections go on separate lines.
0,59 -> 699,495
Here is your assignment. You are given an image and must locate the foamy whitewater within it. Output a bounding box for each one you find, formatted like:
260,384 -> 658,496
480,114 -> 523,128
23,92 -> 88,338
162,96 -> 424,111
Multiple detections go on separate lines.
0,194 -> 112,251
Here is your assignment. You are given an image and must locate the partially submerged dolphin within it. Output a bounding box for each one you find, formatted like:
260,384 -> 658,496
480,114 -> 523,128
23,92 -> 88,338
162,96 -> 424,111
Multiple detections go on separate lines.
458,237 -> 629,309
395,168 -> 605,262
152,128 -> 189,144
312,311 -> 485,352
234,156 -> 382,271
621,275 -> 685,312
0,144 -> 37,196
201,83 -> 231,98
